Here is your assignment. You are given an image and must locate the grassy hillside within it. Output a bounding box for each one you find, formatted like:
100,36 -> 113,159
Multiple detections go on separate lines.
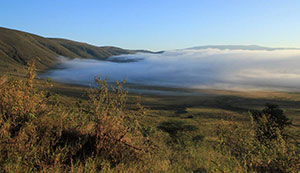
0,27 -> 135,71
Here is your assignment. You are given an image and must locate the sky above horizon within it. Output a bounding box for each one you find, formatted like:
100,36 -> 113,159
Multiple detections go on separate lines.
1,0 -> 300,51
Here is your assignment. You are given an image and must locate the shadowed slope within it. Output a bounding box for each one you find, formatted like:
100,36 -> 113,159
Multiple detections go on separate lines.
0,27 -> 134,71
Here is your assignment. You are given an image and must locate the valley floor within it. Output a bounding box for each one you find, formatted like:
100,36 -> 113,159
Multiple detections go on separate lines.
47,80 -> 300,172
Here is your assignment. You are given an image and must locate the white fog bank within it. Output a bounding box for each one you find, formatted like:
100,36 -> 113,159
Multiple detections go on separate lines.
42,48 -> 300,91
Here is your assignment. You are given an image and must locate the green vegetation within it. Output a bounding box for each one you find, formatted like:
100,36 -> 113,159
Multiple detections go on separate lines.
251,103 -> 292,143
0,62 -> 299,172
0,62 -> 148,172
0,27 -> 136,72
217,106 -> 298,172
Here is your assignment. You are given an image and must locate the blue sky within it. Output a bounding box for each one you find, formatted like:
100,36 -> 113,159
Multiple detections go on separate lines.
1,0 -> 300,51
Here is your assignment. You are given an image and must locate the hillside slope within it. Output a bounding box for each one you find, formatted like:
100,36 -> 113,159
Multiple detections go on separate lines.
0,27 -> 134,71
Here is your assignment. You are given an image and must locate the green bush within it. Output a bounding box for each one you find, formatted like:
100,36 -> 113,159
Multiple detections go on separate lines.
251,103 -> 291,144
216,106 -> 299,172
158,120 -> 198,137
157,120 -> 202,147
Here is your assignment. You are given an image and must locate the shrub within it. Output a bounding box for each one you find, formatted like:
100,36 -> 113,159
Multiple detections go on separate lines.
158,120 -> 198,137
192,135 -> 205,146
251,103 -> 291,144
0,62 -> 67,171
157,120 -> 201,147
0,62 -> 149,171
216,106 -> 299,172
85,78 -> 147,167
0,62 -> 50,137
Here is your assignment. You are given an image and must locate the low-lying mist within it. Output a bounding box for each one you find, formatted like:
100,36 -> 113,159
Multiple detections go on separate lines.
42,48 -> 300,92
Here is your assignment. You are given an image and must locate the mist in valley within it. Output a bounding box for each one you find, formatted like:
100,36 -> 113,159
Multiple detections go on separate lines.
42,48 -> 300,92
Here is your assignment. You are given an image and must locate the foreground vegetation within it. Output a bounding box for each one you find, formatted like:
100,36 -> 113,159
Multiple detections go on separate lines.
0,62 -> 299,172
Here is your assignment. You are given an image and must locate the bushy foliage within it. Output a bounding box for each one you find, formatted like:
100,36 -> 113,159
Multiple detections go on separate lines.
158,120 -> 198,137
86,77 -> 147,166
0,62 -> 50,137
216,105 -> 299,172
251,103 -> 291,143
157,120 -> 202,147
0,62 -> 67,171
0,62 -> 148,172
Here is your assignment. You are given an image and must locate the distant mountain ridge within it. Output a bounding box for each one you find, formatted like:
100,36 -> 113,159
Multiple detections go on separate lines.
187,45 -> 300,51
0,27 -> 150,71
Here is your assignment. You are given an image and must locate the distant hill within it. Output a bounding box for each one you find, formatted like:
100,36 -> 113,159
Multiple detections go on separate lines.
187,45 -> 300,51
0,27 -> 138,71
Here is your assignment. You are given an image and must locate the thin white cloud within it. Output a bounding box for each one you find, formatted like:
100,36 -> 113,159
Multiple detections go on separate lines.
42,48 -> 300,91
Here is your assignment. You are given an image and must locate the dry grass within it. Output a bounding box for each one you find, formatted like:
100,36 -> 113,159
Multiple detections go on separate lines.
0,62 -> 148,172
